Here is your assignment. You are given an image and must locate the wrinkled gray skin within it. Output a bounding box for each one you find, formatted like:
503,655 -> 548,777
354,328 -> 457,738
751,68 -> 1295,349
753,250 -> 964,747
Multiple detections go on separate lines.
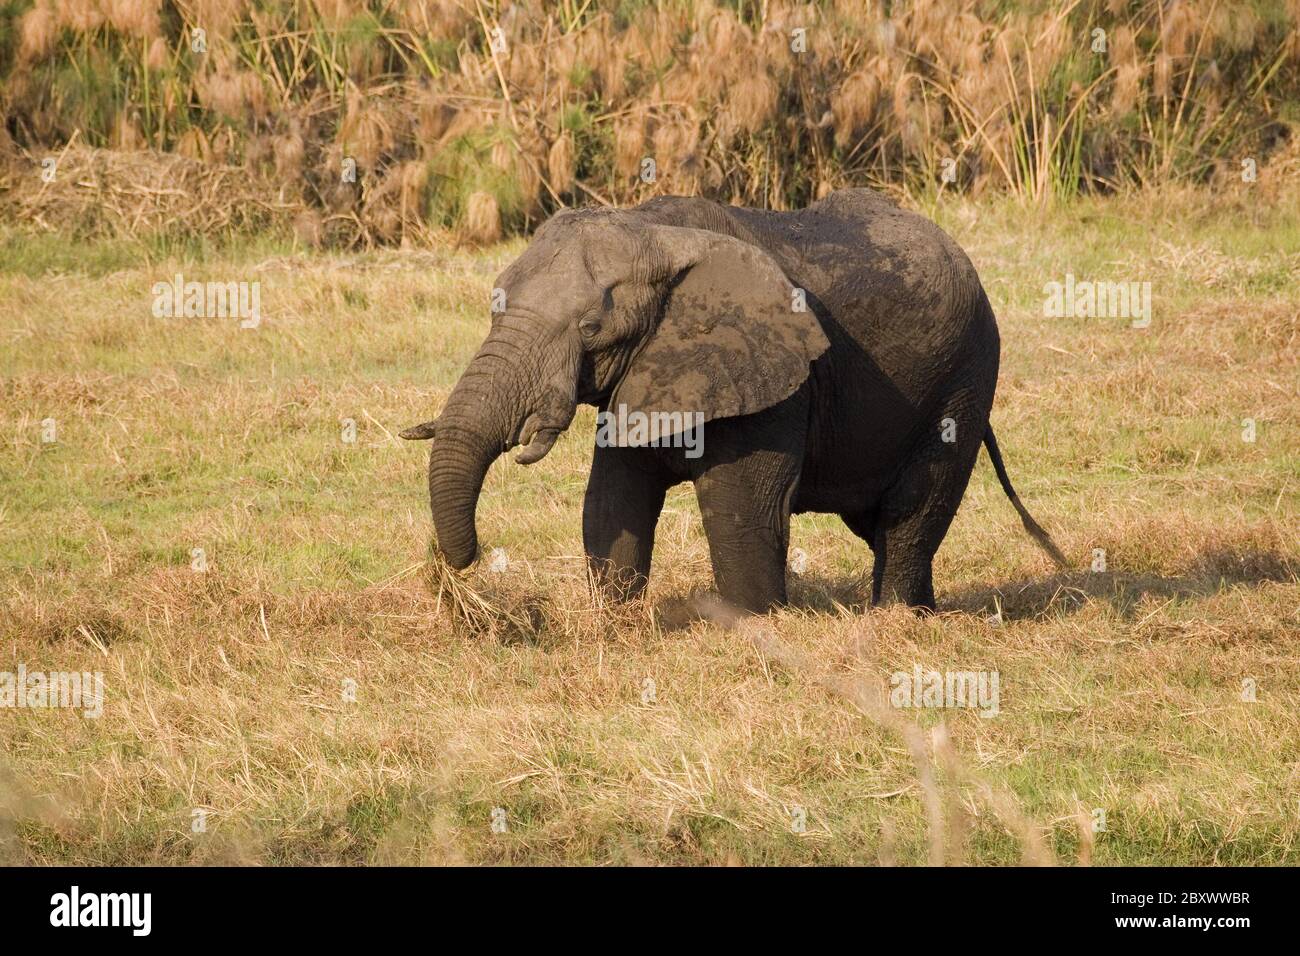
403,189 -> 1064,613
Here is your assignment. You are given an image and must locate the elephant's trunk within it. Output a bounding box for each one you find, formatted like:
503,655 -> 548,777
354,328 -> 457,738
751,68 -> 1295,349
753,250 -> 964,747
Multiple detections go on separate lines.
427,419 -> 499,570
425,331 -> 516,568
425,320 -> 578,568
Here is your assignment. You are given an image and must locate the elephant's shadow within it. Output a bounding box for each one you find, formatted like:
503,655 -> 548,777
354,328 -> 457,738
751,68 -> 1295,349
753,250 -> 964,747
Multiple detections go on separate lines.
780,546 -> 1296,622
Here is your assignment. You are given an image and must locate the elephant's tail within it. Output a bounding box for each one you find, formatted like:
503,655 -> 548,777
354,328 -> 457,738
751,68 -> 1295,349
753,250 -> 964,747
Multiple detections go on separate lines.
983,427 -> 1068,568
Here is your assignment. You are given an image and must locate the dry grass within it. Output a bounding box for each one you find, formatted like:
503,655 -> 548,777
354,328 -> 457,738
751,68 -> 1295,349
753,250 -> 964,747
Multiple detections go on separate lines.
0,185 -> 1297,865
0,141 -> 302,241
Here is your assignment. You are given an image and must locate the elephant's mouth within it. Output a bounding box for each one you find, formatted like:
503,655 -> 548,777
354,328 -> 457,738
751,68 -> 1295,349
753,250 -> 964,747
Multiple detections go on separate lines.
512,414 -> 565,464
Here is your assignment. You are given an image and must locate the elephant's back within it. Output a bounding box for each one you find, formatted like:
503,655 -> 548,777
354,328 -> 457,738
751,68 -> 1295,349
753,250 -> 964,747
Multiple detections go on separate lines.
728,191 -> 992,396
639,190 -> 993,372
782,192 -> 998,509
795,191 -> 981,341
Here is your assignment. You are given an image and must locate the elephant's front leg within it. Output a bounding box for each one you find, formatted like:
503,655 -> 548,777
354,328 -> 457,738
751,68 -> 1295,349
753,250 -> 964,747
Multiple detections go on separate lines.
583,444 -> 668,602
693,443 -> 804,614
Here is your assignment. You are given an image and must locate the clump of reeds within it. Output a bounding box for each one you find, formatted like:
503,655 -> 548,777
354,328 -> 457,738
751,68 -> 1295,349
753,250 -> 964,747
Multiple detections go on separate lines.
2,0 -> 1296,244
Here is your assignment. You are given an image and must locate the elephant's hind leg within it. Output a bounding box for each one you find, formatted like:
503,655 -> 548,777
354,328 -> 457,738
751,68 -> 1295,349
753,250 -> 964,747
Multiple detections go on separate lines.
583,445 -> 668,602
840,509 -> 880,601
871,398 -> 986,610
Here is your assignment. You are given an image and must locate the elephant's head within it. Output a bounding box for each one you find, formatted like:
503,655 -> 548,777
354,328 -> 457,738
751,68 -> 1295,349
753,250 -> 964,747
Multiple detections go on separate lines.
401,206 -> 830,569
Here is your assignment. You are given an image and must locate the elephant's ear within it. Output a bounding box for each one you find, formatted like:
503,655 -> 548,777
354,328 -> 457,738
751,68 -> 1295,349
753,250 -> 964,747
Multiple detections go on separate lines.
611,229 -> 829,428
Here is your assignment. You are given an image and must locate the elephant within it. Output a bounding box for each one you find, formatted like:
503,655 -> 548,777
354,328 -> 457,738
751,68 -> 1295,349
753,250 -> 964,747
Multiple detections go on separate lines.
402,189 -> 1065,613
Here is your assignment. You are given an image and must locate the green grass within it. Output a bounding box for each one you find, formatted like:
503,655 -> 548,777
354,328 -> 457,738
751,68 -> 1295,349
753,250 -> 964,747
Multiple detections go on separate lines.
0,187 -> 1296,865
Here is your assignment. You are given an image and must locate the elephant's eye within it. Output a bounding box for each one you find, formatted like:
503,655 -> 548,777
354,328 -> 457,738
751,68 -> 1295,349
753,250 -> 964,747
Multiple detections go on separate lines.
579,317 -> 602,340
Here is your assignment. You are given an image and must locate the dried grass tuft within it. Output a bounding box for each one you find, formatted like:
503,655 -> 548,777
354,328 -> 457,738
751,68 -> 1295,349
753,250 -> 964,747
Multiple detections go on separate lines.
459,189 -> 502,246
18,1 -> 59,62
422,545 -> 543,643
832,69 -> 881,149
546,130 -> 575,196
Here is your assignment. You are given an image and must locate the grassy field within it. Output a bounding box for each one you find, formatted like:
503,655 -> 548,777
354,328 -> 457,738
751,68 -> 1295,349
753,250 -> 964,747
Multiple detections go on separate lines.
1,186 -> 1296,865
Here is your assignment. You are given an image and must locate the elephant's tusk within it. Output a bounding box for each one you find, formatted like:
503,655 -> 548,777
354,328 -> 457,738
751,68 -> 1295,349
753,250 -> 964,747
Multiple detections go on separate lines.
399,421 -> 437,440
514,427 -> 561,464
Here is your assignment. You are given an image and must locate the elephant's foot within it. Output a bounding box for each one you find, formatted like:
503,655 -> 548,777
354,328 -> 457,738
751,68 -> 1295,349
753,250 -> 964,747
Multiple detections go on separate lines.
586,558 -> 651,605
873,560 -> 937,613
